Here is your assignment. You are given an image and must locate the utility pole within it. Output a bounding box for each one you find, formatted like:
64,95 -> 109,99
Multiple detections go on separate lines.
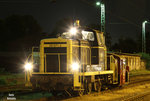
142,21 -> 147,53
96,1 -> 105,35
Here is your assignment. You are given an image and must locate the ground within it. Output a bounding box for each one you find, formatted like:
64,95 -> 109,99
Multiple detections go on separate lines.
1,69 -> 150,101
63,80 -> 150,101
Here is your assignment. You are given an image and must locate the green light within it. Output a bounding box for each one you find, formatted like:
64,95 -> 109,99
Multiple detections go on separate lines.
144,21 -> 148,24
96,2 -> 101,6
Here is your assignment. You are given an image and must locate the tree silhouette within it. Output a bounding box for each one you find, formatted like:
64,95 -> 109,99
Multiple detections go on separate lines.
112,37 -> 138,53
0,15 -> 43,51
146,32 -> 150,54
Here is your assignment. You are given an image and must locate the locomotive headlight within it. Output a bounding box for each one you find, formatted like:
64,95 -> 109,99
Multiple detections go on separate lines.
24,63 -> 32,71
71,62 -> 80,71
69,27 -> 77,35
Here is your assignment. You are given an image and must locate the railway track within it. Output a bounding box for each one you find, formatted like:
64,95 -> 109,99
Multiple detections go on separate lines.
63,74 -> 150,101
1,74 -> 150,101
123,91 -> 150,101
28,74 -> 150,101
110,75 -> 150,101
111,84 -> 150,101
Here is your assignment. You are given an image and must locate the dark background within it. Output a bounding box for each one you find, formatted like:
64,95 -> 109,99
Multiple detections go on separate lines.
0,0 -> 150,72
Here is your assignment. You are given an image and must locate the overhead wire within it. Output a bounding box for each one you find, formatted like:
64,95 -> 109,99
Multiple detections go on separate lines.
80,0 -> 143,28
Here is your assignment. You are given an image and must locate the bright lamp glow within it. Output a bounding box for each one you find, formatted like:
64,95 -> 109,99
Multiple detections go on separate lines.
96,2 -> 101,6
144,21 -> 148,23
71,62 -> 79,70
24,63 -> 32,71
69,27 -> 77,35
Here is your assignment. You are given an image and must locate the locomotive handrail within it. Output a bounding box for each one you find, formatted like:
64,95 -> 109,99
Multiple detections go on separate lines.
45,53 -> 67,55
32,72 -> 72,74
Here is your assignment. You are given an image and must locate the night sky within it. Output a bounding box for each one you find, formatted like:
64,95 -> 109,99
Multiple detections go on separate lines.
0,0 -> 150,43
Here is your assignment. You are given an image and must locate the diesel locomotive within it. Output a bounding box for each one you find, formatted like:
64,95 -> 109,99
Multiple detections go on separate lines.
24,21 -> 129,96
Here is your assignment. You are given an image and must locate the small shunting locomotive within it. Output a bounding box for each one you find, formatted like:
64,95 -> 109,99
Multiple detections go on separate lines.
24,21 -> 129,96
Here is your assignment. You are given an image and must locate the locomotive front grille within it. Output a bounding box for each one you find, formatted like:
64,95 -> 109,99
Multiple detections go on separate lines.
44,47 -> 67,72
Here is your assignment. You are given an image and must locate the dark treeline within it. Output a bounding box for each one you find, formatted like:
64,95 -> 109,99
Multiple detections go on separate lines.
110,32 -> 150,54
0,15 -> 43,52
0,15 -> 44,72
111,37 -> 139,53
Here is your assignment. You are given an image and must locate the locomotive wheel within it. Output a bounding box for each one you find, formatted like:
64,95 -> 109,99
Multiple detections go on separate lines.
94,81 -> 101,92
78,90 -> 84,96
32,84 -> 39,91
86,83 -> 92,94
72,90 -> 84,97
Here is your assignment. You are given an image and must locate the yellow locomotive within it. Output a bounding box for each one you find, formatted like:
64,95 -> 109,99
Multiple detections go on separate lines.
25,21 -> 129,95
